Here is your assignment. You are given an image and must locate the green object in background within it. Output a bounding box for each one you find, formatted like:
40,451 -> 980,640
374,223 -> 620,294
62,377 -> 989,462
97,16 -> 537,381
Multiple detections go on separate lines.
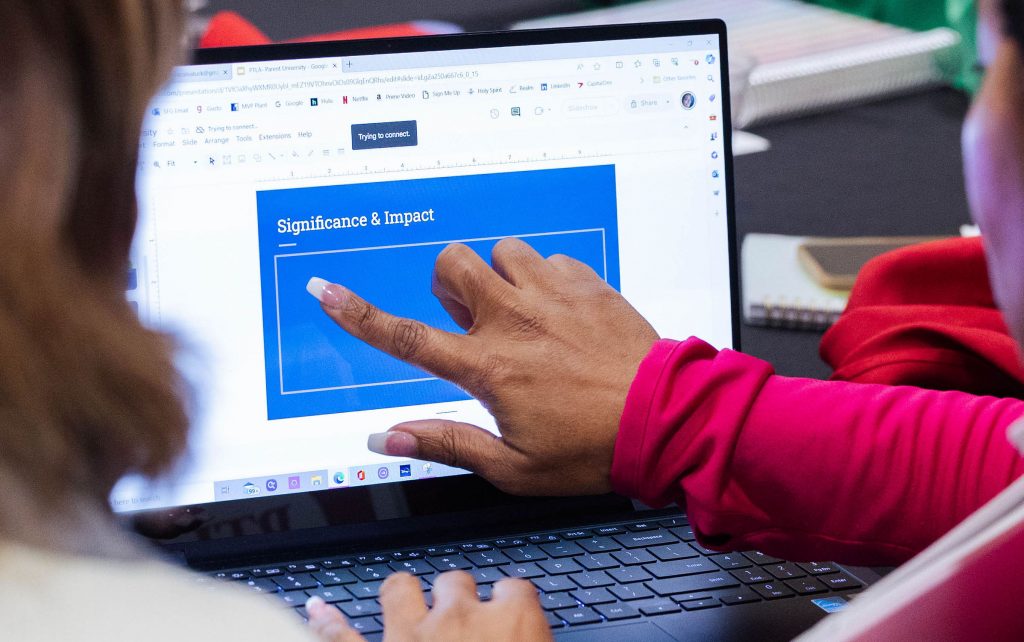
588,0 -> 981,92
794,0 -> 979,92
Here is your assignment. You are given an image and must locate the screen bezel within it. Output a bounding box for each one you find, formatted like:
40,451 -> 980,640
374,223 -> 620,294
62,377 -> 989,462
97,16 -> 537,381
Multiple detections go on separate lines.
127,19 -> 740,566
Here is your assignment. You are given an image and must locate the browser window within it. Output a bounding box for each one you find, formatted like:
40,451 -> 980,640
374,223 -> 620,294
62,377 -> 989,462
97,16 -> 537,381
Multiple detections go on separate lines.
115,34 -> 731,512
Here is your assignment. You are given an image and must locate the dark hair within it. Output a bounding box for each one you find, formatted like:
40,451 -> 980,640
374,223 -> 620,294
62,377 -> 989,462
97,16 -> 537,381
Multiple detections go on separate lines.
0,2 -> 189,521
1007,0 -> 1024,49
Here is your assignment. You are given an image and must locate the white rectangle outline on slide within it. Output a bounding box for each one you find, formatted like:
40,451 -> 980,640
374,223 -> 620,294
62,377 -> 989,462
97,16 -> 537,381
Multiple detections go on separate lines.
273,228 -> 609,396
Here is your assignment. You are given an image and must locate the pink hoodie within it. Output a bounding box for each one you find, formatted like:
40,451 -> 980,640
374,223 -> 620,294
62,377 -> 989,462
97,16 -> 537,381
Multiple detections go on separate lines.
612,338 -> 1024,566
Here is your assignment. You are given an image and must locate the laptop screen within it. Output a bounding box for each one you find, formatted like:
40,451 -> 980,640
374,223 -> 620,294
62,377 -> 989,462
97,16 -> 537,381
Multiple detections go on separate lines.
115,25 -> 734,514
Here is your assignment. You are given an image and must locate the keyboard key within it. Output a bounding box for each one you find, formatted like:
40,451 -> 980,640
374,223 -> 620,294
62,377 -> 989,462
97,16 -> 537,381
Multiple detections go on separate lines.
680,599 -> 721,611
390,550 -> 424,561
213,571 -> 249,581
292,606 -> 308,621
709,553 -> 752,570
626,521 -> 659,532
273,574 -> 318,591
315,570 -> 358,586
560,530 -> 591,540
340,600 -> 382,618
594,603 -> 641,620
612,549 -> 656,566
657,517 -> 689,528
718,588 -> 762,605
556,607 -> 602,626
638,600 -> 682,616
278,590 -> 307,607
250,567 -> 284,578
538,559 -> 583,575
766,563 -> 805,580
688,542 -> 719,555
798,562 -> 841,576
545,611 -> 565,628
427,556 -> 473,572
614,531 -> 679,549
533,576 -> 577,593
669,526 -> 696,541
425,546 -> 459,556
356,554 -> 391,565
785,578 -> 827,595
352,565 -> 391,582
348,617 -> 383,635
320,559 -> 355,569
287,563 -> 320,574
645,559 -> 717,579
528,534 -> 561,544
569,571 -> 615,588
468,567 -> 506,585
346,582 -> 384,600
476,584 -> 493,601
578,537 -> 622,554
465,551 -> 511,567
501,563 -> 544,579
306,587 -> 352,603
540,592 -> 579,610
244,578 -> 280,594
461,543 -> 493,552
608,567 -> 652,584
505,546 -> 548,563
730,568 -> 772,584
577,553 -> 619,571
742,551 -> 783,565
751,582 -> 795,600
610,583 -> 655,601
593,526 -> 625,536
571,588 -> 616,605
540,542 -> 585,558
646,572 -> 740,596
389,560 -> 433,575
650,544 -> 699,561
668,592 -> 713,603
492,538 -> 527,548
821,572 -> 862,591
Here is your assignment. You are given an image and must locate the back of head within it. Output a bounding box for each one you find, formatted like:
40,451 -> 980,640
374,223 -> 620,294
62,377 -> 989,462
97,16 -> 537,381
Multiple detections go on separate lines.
0,1 -> 188,540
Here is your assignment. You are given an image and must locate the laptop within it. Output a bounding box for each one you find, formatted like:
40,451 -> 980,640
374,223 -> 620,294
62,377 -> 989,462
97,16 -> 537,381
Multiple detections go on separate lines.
122,20 -> 878,641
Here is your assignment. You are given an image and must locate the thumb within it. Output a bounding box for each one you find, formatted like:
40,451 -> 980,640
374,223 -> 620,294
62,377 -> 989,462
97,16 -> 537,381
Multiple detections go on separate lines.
367,420 -> 511,481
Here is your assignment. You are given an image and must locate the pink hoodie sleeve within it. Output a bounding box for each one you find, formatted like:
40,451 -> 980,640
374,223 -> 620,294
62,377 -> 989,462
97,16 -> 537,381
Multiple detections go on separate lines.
611,338 -> 1024,566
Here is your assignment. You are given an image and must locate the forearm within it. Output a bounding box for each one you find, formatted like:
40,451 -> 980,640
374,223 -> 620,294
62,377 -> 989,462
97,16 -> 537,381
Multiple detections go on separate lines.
611,338 -> 1024,566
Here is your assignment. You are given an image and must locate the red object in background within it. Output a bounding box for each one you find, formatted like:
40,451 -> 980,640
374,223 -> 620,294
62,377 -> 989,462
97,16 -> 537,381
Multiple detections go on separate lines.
199,10 -> 443,49
821,236 -> 1024,398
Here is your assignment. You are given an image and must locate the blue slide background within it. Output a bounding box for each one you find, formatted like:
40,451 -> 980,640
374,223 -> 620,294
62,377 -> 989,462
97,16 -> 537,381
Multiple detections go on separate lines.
257,166 -> 619,420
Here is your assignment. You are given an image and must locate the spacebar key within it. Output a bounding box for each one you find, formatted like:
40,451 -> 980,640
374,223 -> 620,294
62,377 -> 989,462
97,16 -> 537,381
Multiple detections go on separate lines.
647,573 -> 740,596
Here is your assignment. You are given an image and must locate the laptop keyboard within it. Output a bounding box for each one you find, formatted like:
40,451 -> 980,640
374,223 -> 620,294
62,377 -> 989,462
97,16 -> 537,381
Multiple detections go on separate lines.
203,515 -> 863,637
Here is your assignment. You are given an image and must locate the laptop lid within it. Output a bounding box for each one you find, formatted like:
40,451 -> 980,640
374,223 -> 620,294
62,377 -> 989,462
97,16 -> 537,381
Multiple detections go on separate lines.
121,21 -> 739,567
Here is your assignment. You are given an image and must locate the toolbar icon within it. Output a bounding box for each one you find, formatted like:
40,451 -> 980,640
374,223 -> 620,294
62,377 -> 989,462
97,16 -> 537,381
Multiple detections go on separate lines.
288,476 -> 300,490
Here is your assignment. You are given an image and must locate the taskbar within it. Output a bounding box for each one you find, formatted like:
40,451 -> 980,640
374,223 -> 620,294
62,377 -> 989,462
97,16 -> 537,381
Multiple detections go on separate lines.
211,460 -> 465,501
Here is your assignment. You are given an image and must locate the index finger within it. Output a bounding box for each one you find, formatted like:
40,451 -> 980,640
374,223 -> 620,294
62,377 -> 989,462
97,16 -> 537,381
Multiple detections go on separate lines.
307,277 -> 471,382
380,573 -> 428,635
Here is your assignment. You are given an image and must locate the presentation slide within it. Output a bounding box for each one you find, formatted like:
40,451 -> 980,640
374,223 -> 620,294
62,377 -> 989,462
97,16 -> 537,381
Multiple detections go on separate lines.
256,166 -> 620,420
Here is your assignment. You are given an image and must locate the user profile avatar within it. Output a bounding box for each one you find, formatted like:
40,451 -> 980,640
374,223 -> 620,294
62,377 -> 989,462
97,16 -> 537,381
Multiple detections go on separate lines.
681,92 -> 697,110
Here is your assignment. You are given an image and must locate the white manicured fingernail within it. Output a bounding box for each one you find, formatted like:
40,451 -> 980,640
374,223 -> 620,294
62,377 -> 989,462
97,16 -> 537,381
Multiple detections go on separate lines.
306,277 -> 329,301
306,277 -> 346,308
367,431 -> 419,457
305,595 -> 326,613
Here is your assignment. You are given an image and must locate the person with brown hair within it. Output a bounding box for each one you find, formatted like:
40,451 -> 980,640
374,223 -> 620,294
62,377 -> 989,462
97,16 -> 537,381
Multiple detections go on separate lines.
0,2 -> 550,639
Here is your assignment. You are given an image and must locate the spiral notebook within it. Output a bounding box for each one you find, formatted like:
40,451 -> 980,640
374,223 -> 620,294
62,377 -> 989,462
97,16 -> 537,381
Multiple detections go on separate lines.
514,0 -> 961,126
741,233 -> 849,331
